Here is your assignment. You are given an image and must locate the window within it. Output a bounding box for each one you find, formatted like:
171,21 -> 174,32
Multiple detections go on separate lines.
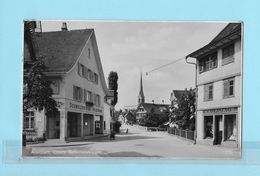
84,90 -> 93,102
94,73 -> 98,84
224,115 -> 237,141
199,52 -> 218,73
73,85 -> 83,101
204,83 -> 213,101
23,83 -> 28,95
88,48 -> 91,59
87,69 -> 92,80
94,94 -> 100,106
24,111 -> 35,130
104,121 -> 106,130
204,116 -> 213,138
223,78 -> 235,98
50,80 -> 59,94
222,43 -> 235,65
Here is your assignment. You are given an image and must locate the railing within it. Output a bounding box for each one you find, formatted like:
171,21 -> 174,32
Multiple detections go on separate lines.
167,127 -> 194,141
147,127 -> 167,131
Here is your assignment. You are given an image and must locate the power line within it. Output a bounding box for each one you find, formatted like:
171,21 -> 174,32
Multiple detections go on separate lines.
145,56 -> 185,76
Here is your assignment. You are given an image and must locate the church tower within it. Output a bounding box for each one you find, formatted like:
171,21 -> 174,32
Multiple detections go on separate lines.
138,72 -> 145,105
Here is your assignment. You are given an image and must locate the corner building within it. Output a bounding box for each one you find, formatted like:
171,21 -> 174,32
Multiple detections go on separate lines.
23,24 -> 113,141
187,23 -> 242,148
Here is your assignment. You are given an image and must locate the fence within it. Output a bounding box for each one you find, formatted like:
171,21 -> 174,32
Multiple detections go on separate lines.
167,127 -> 195,141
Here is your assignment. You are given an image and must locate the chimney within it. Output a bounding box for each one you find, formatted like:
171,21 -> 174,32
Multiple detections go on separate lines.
61,22 -> 68,31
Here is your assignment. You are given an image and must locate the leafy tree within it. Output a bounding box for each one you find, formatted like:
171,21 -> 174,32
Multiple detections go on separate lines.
108,71 -> 118,106
139,108 -> 169,127
169,88 -> 195,130
23,59 -> 58,113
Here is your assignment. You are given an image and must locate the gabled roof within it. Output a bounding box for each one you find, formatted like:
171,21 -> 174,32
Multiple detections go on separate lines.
186,23 -> 241,59
24,29 -> 93,73
172,90 -> 189,99
24,28 -> 111,96
136,103 -> 169,114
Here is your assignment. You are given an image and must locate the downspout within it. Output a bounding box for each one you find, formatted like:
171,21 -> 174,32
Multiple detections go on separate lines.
185,56 -> 197,144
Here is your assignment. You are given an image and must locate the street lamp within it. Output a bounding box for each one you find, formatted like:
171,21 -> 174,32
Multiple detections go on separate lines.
185,56 -> 197,144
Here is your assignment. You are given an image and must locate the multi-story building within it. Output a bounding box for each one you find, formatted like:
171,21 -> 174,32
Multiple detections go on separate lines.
186,23 -> 242,148
23,22 -> 113,141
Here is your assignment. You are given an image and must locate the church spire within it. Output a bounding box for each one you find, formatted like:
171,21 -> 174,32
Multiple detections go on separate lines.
138,72 -> 145,104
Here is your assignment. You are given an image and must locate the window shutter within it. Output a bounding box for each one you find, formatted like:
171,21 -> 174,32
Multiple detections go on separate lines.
80,88 -> 83,101
78,63 -> 80,75
223,80 -> 229,97
73,85 -> 76,100
204,85 -> 208,101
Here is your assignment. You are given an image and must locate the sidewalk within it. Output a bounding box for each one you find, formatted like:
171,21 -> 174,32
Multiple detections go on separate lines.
26,134 -> 109,147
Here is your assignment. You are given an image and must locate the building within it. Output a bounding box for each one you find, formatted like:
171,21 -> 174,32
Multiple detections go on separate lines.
135,73 -> 169,124
138,73 -> 145,104
186,23 -> 242,148
23,22 -> 114,141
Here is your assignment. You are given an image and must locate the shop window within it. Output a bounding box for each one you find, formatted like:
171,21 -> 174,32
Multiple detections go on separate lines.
198,52 -> 218,73
222,43 -> 235,65
223,78 -> 235,98
204,116 -> 213,138
204,83 -> 213,101
224,115 -> 237,141
73,85 -> 83,101
24,111 -> 35,130
50,80 -> 59,94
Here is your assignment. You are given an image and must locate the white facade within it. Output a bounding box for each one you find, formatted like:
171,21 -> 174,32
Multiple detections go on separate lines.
196,38 -> 242,148
24,29 -> 113,141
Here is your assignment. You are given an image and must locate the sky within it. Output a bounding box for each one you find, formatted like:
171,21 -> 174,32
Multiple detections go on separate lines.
41,21 -> 228,110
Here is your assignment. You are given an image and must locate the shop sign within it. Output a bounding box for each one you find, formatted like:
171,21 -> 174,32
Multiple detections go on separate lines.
203,107 -> 238,114
69,102 -> 103,114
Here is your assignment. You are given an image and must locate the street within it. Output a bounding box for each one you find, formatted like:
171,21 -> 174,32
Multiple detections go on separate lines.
23,124 -> 240,159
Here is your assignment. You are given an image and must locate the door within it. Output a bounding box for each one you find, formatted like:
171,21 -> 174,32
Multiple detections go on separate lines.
95,121 -> 101,134
47,112 -> 60,139
214,115 -> 223,145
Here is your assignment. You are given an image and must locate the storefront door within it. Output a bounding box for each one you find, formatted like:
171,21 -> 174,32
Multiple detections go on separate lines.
47,112 -> 60,139
67,112 -> 81,137
214,115 -> 223,145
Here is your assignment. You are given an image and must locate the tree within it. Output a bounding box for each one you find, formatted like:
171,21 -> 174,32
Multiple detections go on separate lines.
169,88 -> 195,130
108,71 -> 118,106
139,108 -> 169,127
23,59 -> 58,113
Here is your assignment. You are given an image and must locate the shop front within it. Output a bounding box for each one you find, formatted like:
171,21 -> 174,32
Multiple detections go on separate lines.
64,100 -> 104,140
202,107 -> 239,147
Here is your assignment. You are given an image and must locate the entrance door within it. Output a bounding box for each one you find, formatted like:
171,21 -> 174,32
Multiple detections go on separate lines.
95,121 -> 101,134
67,112 -> 81,137
214,115 -> 223,145
47,112 -> 60,139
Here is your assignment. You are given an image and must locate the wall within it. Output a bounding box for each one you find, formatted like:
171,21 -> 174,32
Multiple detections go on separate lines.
197,39 -> 242,110
197,39 -> 241,85
64,35 -> 106,112
103,102 -> 111,134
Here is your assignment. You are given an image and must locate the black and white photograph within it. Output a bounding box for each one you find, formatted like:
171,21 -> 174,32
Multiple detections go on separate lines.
22,20 -> 242,159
